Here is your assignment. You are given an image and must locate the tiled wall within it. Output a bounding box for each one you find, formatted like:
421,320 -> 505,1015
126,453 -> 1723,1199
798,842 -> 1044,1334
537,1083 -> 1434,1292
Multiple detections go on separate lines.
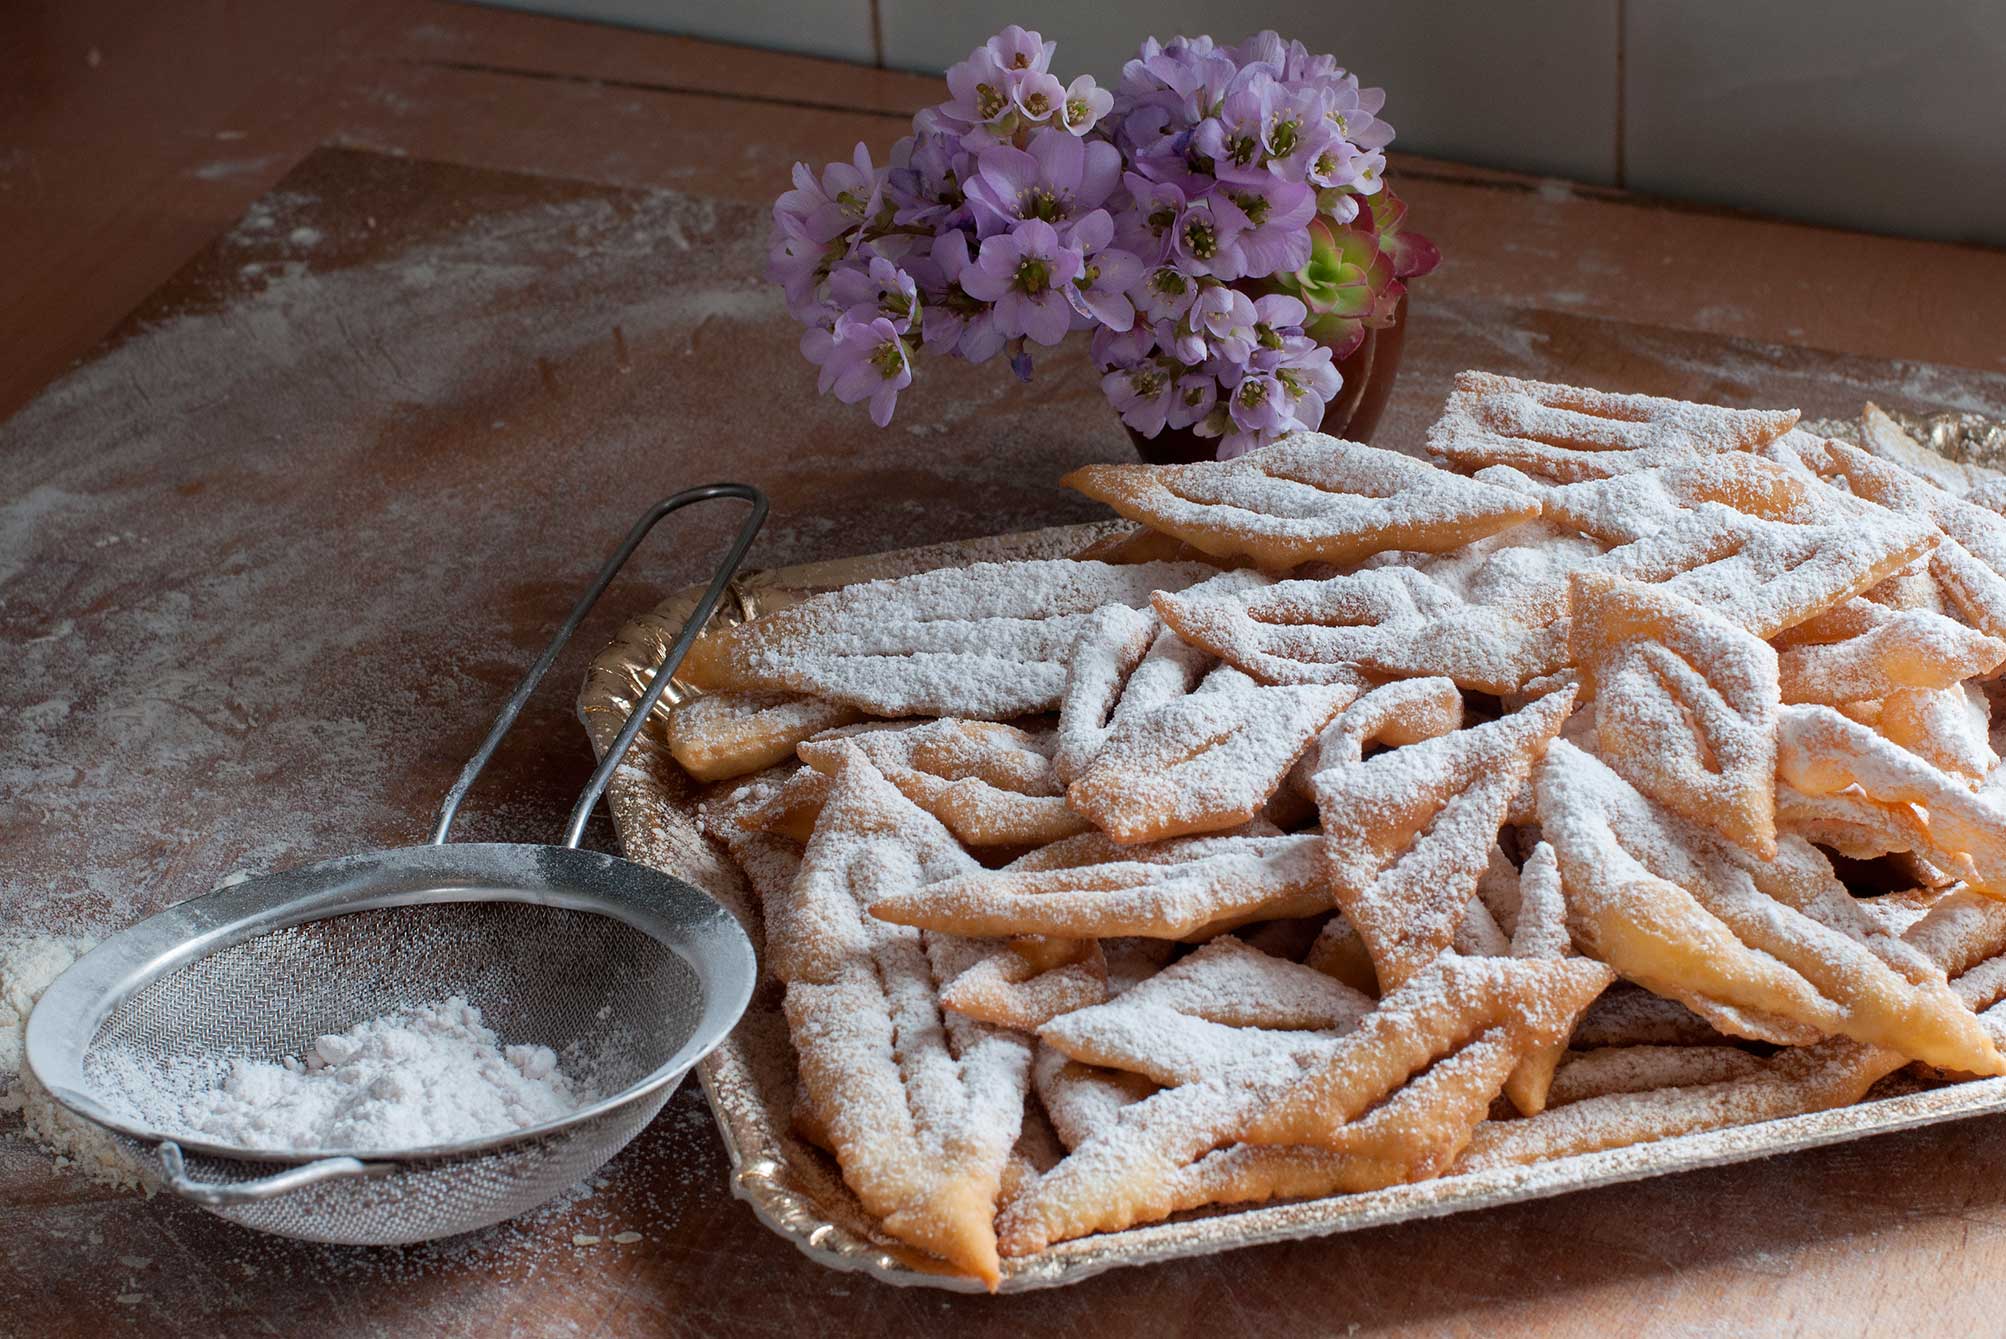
481,0 -> 2006,247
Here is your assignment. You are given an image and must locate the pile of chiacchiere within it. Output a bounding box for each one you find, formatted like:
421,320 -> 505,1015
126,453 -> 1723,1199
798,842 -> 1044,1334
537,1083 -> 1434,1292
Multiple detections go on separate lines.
668,371 -> 2006,1287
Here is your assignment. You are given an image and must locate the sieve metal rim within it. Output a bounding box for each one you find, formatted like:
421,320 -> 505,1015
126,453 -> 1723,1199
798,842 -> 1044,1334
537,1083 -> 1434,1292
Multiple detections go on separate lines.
24,840 -> 757,1165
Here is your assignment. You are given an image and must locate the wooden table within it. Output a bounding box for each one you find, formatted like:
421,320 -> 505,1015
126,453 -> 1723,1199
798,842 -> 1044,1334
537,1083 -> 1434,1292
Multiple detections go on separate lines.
7,6 -> 2006,1335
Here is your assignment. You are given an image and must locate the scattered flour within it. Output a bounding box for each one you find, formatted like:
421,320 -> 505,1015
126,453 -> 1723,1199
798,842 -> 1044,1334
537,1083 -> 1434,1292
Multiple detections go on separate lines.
0,932 -> 152,1192
92,996 -> 594,1154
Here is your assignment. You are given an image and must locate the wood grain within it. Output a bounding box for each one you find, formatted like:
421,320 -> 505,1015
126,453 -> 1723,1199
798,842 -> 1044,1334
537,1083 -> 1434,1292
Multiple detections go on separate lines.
7,8 -> 2006,1337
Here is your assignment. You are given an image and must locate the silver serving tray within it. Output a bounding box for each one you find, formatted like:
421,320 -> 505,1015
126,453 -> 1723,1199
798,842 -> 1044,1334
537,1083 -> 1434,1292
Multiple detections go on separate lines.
576,514 -> 2006,1293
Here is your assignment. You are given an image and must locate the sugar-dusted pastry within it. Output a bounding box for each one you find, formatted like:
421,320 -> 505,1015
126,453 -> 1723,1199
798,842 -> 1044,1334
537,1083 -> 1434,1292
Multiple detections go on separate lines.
1314,687 -> 1574,991
1540,739 -> 2002,1073
1155,565 -> 1569,695
1569,571 -> 1780,856
1778,703 -> 2006,894
1530,452 -> 1834,545
938,938 -> 1109,1030
1427,370 -> 1800,481
679,558 -> 1215,717
1067,676 -> 1356,844
1460,887 -> 2006,1171
1038,936 -> 1373,1084
1595,501 -> 1937,640
996,953 -> 1609,1254
1775,609 -> 2006,705
870,831 -> 1329,940
773,756 -> 1032,1286
1063,432 -> 1540,569
798,718 -> 1091,848
667,689 -> 863,781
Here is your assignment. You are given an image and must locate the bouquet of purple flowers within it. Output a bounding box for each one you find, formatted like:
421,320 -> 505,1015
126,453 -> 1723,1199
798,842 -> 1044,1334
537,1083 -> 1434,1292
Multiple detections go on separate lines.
768,26 -> 1439,458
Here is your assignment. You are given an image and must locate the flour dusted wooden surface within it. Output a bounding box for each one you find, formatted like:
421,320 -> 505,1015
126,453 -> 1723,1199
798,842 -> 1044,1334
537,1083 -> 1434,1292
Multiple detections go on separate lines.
9,11 -> 2006,1337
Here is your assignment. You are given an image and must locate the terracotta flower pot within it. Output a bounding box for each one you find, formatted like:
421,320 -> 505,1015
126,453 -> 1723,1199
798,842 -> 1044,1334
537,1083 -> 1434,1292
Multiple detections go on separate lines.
1124,292 -> 1409,465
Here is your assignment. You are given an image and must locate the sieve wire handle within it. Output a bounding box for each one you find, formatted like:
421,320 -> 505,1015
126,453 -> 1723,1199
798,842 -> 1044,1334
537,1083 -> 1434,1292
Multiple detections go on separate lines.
430,483 -> 768,850
157,1141 -> 396,1205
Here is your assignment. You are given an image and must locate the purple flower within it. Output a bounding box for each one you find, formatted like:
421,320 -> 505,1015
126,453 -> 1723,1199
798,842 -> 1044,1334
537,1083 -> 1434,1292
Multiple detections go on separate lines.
1261,333 -> 1342,426
1091,322 -> 1157,373
1058,75 -> 1113,136
1251,293 -> 1309,341
1324,78 -> 1395,152
767,225 -> 835,322
1230,30 -> 1293,76
1192,72 -> 1280,183
1101,356 -> 1180,436
920,232 -> 1006,363
941,49 -> 1018,130
966,128 -> 1121,237
959,218 -> 1083,346
984,24 -> 1056,74
1115,172 -> 1187,263
1064,211 -> 1142,331
1259,86 -> 1346,183
1213,178 -> 1316,278
1190,286 -> 1259,363
1170,196 -> 1246,277
1302,133 -> 1362,192
827,256 -> 920,332
885,115 -> 970,230
769,24 -> 1429,441
1012,69 -> 1066,123
767,144 -> 886,320
808,315 -> 912,427
1132,264 -> 1200,325
772,145 -> 871,244
1351,148 -> 1389,197
1227,367 -> 1290,437
1121,35 -> 1236,116
1167,371 -> 1218,430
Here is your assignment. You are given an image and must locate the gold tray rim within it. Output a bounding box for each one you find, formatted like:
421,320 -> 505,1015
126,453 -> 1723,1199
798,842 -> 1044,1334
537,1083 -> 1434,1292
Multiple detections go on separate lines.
576,515 -> 2006,1294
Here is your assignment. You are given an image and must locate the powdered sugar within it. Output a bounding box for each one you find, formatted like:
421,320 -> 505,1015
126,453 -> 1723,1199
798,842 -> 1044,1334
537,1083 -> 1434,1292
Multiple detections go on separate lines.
88,996 -> 593,1154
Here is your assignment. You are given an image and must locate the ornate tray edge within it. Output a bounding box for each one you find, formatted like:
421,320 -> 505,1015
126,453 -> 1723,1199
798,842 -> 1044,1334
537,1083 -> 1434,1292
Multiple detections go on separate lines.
576,515 -> 2006,1294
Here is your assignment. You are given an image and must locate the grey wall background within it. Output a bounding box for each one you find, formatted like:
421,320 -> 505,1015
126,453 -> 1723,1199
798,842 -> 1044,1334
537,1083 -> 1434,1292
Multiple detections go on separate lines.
473,0 -> 2006,248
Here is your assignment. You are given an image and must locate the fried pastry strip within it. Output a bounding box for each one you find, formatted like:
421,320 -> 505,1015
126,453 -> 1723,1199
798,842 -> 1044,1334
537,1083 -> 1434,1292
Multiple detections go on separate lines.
667,690 -> 863,781
679,558 -> 1214,717
1068,679 -> 1356,844
1459,888 -> 2006,1171
1775,609 -> 2006,706
1500,840 -> 1576,1115
1155,565 -> 1568,695
769,749 -> 980,986
1569,571 -> 1780,856
1038,936 -> 1373,1084
938,939 -> 1110,1031
1539,739 -> 2002,1072
997,953 -> 1610,1253
1777,703 -> 2006,895
1533,453 -> 1834,545
1063,432 -> 1540,569
1876,684 -> 1997,783
870,832 -> 1330,940
1314,688 -> 1575,991
1426,371 -> 1800,481
1596,501 -> 1937,640
773,756 -> 1031,1286
796,718 -> 1091,848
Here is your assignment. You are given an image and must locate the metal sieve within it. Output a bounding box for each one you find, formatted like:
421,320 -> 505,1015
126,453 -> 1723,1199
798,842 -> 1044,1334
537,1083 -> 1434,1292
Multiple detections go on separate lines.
25,485 -> 766,1245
